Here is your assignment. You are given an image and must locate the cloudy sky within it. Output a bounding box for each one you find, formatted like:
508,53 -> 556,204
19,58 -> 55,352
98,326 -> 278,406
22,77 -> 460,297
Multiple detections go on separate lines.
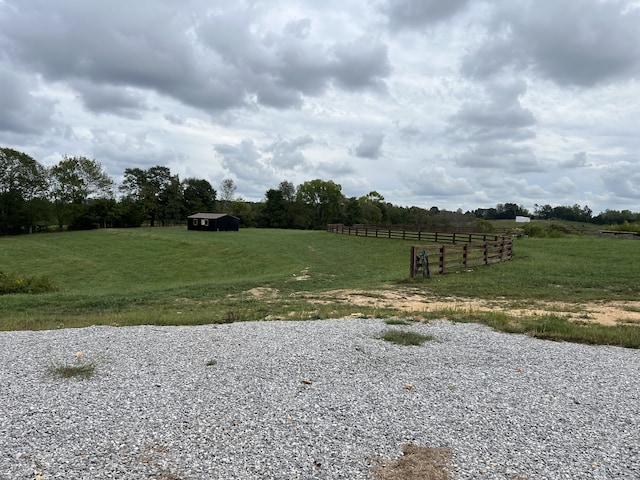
1,0 -> 640,214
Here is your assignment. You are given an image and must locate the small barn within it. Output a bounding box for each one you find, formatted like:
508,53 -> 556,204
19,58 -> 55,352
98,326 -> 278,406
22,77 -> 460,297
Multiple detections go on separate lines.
187,213 -> 239,231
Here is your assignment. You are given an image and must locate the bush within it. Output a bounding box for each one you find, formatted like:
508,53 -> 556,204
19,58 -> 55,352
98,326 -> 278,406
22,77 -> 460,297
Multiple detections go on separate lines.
0,272 -> 57,295
521,223 -> 569,238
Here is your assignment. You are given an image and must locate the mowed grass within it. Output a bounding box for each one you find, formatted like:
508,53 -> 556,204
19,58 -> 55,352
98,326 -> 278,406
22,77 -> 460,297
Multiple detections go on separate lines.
0,228 -> 639,347
0,228 -> 410,330
424,236 -> 639,302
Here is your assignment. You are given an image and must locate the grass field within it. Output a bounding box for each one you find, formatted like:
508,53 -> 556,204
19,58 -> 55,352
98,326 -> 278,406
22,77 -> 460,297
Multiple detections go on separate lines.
1,227 -> 638,347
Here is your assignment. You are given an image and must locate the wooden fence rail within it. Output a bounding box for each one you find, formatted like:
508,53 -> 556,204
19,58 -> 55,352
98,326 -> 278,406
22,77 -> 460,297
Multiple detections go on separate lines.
327,223 -> 505,244
327,224 -> 513,277
410,240 -> 512,277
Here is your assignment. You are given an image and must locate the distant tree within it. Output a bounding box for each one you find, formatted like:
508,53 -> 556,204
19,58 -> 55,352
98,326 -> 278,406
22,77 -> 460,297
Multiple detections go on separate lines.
262,189 -> 290,228
278,180 -> 296,202
296,179 -> 344,229
533,204 -> 553,220
219,178 -> 237,213
358,191 -> 386,224
0,148 -> 49,234
229,198 -> 254,227
50,156 -> 114,230
343,197 -> 363,225
157,175 -> 184,225
593,209 -> 638,225
183,178 -> 216,215
120,166 -> 174,227
109,197 -> 145,228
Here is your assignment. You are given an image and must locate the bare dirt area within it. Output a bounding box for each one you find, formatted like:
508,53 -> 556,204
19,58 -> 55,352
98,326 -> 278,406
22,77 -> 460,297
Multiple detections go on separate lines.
300,288 -> 640,327
372,444 -> 453,480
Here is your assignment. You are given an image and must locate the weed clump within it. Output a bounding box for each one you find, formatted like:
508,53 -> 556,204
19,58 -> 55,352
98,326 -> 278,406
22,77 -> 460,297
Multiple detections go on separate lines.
48,351 -> 97,379
0,272 -> 57,295
381,329 -> 433,346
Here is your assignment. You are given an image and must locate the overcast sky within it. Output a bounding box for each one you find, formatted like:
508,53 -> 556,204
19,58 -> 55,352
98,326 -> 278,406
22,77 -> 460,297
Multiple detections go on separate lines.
2,0 -> 640,214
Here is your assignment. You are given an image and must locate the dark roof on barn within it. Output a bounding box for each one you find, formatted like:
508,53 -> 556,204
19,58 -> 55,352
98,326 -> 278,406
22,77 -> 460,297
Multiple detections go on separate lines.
187,213 -> 238,219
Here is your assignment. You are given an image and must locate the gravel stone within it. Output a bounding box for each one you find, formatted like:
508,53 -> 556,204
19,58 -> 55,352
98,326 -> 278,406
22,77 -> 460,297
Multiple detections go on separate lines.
0,319 -> 637,479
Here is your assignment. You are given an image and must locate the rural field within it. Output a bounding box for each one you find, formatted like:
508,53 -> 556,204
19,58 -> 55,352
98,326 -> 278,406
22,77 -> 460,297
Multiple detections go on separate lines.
0,227 -> 639,348
1,227 -> 639,479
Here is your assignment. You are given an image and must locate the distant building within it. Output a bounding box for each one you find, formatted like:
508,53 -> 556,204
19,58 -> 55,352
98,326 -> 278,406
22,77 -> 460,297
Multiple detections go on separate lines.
515,216 -> 531,223
187,213 -> 239,231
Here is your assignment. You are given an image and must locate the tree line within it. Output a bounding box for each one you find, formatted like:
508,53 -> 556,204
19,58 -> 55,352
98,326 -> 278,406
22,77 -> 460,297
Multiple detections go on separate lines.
1,147 -> 638,235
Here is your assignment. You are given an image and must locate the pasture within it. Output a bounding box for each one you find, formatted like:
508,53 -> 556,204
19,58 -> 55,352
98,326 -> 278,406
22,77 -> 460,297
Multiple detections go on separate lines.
0,227 -> 638,347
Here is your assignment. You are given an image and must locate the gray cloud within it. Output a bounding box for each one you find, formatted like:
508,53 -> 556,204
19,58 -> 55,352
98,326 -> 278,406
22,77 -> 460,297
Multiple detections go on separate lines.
73,81 -> 149,118
550,176 -> 578,195
352,133 -> 385,159
401,166 -> 474,196
561,152 -> 589,168
601,161 -> 640,199
1,0 -> 638,214
462,0 -> 640,87
0,64 -> 57,135
448,79 -> 536,142
453,142 -> 542,174
380,0 -> 471,30
265,135 -> 313,169
447,79 -> 540,173
0,1 -> 391,117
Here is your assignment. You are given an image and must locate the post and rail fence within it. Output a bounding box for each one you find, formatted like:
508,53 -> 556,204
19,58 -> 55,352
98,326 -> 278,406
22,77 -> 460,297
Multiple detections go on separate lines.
326,224 -> 513,277
409,240 -> 512,278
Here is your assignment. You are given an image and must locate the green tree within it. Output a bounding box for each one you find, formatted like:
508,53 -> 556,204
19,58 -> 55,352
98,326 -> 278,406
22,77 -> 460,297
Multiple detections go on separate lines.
0,148 -> 49,234
183,178 -> 216,214
262,189 -> 289,228
296,179 -> 344,229
358,191 -> 386,224
157,175 -> 184,226
50,156 -> 114,230
229,198 -> 254,227
120,166 -> 174,227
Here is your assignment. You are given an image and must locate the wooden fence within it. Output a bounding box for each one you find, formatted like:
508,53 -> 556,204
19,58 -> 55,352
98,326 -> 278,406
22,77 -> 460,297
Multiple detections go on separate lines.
409,240 -> 512,278
326,223 -> 506,243
326,224 -> 513,277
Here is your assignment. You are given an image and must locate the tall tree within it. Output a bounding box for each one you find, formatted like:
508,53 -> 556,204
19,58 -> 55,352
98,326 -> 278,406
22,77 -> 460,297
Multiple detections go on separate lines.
296,179 -> 344,229
219,178 -> 237,213
50,156 -> 114,230
0,148 -> 49,234
183,178 -> 217,214
120,166 -> 174,227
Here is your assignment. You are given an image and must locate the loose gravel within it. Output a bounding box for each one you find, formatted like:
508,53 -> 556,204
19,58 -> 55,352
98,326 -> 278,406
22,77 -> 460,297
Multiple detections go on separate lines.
0,319 -> 638,479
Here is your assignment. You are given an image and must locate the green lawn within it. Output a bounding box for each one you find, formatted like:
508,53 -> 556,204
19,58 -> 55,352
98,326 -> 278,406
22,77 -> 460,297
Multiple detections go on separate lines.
1,228 -> 639,347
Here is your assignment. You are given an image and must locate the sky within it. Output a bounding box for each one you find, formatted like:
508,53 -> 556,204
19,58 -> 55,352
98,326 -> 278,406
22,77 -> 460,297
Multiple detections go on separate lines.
1,0 -> 640,215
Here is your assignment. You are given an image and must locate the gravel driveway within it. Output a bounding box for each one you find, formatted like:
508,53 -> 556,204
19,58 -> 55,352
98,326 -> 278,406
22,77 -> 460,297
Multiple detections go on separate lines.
0,319 -> 638,479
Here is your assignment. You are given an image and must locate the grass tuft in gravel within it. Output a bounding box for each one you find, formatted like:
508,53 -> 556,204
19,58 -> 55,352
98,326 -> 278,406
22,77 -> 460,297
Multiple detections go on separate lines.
381,330 -> 433,346
48,351 -> 97,379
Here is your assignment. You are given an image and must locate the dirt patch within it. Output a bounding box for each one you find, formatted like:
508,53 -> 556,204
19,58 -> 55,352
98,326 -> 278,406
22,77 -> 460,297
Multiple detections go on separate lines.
372,444 -> 453,480
247,287 -> 280,299
305,288 -> 640,327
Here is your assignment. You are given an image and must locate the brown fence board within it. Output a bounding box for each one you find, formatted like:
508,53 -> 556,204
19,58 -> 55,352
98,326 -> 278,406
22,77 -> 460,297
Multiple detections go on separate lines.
327,224 -> 512,277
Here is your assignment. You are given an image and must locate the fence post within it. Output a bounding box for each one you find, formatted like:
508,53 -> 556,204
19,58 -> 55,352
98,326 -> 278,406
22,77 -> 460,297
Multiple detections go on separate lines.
440,245 -> 445,273
484,242 -> 488,265
410,246 -> 416,278
463,243 -> 468,268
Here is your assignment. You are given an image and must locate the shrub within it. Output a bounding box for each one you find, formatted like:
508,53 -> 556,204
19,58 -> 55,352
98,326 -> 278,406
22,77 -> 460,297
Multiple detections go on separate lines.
0,272 -> 57,295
